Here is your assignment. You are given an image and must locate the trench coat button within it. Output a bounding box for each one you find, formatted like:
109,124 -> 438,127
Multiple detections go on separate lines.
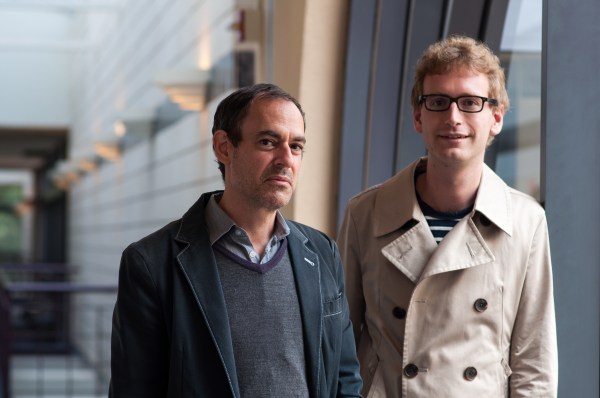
474,298 -> 488,312
403,363 -> 419,378
464,366 -> 478,381
480,215 -> 492,227
393,306 -> 407,319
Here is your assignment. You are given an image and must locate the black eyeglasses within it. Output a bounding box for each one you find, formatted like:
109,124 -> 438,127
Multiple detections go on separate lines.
418,94 -> 498,113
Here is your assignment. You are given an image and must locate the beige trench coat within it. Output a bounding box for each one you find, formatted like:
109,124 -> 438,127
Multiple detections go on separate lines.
338,158 -> 557,398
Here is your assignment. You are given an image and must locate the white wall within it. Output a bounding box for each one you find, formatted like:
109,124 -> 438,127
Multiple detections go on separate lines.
66,0 -> 239,374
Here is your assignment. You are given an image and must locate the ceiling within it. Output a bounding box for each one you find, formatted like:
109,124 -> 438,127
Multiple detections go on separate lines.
0,0 -> 117,173
0,127 -> 66,171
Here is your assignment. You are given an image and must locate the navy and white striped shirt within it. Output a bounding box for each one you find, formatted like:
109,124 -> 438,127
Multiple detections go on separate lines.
417,195 -> 472,244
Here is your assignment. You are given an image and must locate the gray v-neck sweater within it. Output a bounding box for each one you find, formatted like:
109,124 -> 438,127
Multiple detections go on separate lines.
215,242 -> 309,397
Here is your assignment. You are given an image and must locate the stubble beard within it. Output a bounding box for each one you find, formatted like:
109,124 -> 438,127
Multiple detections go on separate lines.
258,167 -> 295,210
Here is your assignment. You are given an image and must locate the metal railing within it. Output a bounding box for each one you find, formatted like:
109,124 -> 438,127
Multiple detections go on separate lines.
0,263 -> 117,398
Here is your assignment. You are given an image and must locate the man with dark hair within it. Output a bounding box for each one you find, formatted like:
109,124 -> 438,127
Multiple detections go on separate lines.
211,84 -> 306,179
110,83 -> 362,397
338,36 -> 557,397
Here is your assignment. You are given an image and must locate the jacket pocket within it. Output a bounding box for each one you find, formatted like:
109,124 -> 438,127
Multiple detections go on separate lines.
323,292 -> 343,317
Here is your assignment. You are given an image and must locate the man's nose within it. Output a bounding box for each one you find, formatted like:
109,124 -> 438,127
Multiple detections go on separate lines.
445,102 -> 463,124
274,144 -> 294,165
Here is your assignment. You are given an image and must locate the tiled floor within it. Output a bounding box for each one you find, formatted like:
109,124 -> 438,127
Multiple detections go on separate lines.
10,355 -> 107,398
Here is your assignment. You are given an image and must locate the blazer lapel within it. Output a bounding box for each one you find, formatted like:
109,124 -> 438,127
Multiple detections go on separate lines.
287,228 -> 322,398
175,193 -> 240,398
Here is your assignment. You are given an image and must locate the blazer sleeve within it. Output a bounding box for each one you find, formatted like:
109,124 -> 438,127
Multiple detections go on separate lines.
109,243 -> 169,398
332,240 -> 364,397
509,216 -> 558,397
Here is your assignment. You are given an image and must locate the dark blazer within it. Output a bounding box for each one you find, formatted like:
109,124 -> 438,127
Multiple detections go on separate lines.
109,192 -> 362,397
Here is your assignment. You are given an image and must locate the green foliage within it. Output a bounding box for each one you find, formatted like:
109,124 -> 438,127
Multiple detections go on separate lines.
0,184 -> 23,206
0,184 -> 23,260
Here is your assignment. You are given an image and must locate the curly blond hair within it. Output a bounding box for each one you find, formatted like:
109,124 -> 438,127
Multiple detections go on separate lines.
411,35 -> 509,114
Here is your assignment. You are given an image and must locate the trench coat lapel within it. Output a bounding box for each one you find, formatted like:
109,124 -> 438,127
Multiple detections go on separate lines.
420,216 -> 495,280
381,222 -> 438,283
421,165 -> 511,279
174,193 -> 241,398
379,159 -> 502,283
381,206 -> 495,283
382,159 -> 512,283
287,225 -> 322,398
378,159 -> 439,283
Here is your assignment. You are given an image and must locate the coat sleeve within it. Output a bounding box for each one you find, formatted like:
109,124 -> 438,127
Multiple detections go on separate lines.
337,205 -> 366,346
332,240 -> 364,398
509,216 -> 558,397
109,243 -> 169,398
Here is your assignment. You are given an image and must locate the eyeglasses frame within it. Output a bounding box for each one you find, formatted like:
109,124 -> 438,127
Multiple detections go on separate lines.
418,94 -> 498,113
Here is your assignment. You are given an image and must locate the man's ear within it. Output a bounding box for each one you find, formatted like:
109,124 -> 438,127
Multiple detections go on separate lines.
413,108 -> 423,133
489,107 -> 504,137
213,130 -> 232,165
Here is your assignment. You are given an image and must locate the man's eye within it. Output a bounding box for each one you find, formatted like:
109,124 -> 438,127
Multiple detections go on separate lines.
290,144 -> 304,152
259,139 -> 275,147
430,97 -> 448,107
461,98 -> 481,108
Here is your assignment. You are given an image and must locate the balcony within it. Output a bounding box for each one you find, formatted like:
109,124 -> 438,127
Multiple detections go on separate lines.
0,263 -> 116,398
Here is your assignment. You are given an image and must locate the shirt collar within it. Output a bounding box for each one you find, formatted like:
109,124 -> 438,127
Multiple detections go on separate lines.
204,193 -> 290,245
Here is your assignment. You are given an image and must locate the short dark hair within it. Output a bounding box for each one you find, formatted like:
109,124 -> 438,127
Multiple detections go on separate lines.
211,83 -> 306,179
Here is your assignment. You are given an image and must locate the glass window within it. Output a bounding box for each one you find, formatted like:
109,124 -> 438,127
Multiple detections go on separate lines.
492,0 -> 543,201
